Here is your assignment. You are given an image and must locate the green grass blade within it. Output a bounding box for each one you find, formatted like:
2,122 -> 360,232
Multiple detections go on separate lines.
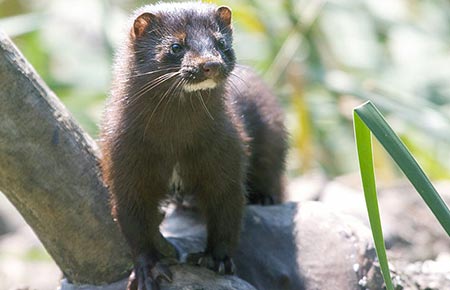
354,111 -> 394,290
354,101 -> 450,236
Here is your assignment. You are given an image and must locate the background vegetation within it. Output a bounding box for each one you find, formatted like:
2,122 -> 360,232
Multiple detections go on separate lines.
1,0 -> 450,180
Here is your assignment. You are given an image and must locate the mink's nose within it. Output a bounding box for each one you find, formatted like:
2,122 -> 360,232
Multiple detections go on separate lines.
202,61 -> 221,78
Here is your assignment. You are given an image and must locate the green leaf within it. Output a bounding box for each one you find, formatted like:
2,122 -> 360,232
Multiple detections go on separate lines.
353,109 -> 394,290
355,101 -> 450,236
353,100 -> 450,290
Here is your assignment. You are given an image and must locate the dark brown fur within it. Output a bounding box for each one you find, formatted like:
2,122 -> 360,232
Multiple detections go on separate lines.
99,2 -> 287,290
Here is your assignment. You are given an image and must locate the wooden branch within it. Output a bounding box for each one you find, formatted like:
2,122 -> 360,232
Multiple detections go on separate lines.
0,31 -> 131,284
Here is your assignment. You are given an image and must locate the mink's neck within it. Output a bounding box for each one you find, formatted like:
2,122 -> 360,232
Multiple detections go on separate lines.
119,79 -> 228,145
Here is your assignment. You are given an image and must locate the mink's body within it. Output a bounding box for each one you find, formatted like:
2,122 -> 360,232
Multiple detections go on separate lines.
99,2 -> 287,290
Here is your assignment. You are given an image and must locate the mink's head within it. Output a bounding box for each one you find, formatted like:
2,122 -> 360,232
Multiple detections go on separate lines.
127,2 -> 236,94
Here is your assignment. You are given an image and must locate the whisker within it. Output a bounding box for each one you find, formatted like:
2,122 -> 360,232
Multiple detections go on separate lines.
116,66 -> 179,83
133,72 -> 179,96
142,78 -> 182,140
127,66 -> 180,79
127,72 -> 180,106
197,91 -> 214,120
176,80 -> 186,113
227,79 -> 244,97
189,89 -> 196,111
229,71 -> 248,88
124,72 -> 181,127
162,78 -> 185,121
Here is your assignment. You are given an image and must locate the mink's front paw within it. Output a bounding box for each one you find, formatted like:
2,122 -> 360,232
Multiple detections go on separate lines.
186,252 -> 235,275
127,255 -> 173,290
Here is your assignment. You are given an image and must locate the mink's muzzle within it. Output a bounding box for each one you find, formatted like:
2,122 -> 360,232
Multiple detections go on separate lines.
180,60 -> 226,84
202,61 -> 221,78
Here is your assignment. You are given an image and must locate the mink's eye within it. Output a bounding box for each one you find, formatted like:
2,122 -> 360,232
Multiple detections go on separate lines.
217,38 -> 227,50
170,43 -> 183,54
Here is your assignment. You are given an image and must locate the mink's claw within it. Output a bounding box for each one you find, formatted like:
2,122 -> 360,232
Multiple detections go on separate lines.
152,262 -> 173,283
221,256 -> 236,274
127,255 -> 173,290
187,252 -> 235,275
127,266 -> 158,290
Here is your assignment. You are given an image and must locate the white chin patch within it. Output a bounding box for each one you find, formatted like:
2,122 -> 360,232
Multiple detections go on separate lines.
183,79 -> 217,92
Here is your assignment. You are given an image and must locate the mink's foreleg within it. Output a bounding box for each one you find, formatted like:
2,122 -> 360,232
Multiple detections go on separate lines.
108,151 -> 172,290
186,144 -> 246,274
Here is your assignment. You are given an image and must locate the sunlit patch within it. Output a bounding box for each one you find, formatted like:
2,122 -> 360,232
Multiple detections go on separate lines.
183,79 -> 217,92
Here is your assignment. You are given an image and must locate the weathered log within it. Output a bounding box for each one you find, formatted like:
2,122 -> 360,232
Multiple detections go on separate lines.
0,30 -> 131,284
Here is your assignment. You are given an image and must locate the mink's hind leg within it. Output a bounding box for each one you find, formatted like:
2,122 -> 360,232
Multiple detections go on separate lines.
246,140 -> 287,205
246,171 -> 284,205
246,109 -> 287,205
230,66 -> 288,205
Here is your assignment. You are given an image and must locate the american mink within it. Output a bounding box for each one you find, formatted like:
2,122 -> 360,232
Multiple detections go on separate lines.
100,2 -> 287,290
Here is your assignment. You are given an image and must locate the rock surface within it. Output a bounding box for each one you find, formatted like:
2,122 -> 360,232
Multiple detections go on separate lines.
3,176 -> 450,289
163,201 -> 382,290
52,201 -> 383,290
288,175 -> 450,290
404,254 -> 450,289
313,177 -> 450,262
59,265 -> 257,290
379,182 -> 450,262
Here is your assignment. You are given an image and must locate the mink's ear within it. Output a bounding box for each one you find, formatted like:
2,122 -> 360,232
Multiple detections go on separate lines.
216,6 -> 232,27
131,12 -> 157,39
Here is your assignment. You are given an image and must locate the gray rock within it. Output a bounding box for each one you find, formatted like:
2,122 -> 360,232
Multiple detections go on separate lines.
404,255 -> 450,289
379,182 -> 450,262
390,253 -> 450,290
164,201 -> 382,290
59,278 -> 127,290
59,265 -> 257,290
319,178 -> 450,263
285,172 -> 328,202
4,200 -> 382,290
320,180 -> 369,224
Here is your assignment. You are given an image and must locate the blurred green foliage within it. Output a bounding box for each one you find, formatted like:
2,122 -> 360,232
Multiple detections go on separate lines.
1,0 -> 449,180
